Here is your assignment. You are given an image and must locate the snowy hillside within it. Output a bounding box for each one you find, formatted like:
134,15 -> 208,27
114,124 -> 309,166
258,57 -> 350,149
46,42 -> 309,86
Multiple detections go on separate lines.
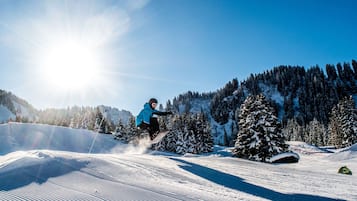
0,123 -> 117,155
0,90 -> 37,123
176,98 -> 211,115
0,123 -> 356,200
0,89 -> 133,133
0,105 -> 15,123
327,143 -> 357,161
98,105 -> 132,125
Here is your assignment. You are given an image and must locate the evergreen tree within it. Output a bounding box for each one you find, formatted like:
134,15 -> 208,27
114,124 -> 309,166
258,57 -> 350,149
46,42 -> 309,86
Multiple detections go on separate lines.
154,113 -> 213,154
113,116 -> 139,142
113,119 -> 126,140
328,106 -> 341,147
94,107 -> 105,133
233,94 -> 289,162
125,116 -> 139,141
306,118 -> 326,146
210,78 -> 241,124
192,112 -> 214,153
329,96 -> 357,148
283,118 -> 305,142
352,59 -> 357,79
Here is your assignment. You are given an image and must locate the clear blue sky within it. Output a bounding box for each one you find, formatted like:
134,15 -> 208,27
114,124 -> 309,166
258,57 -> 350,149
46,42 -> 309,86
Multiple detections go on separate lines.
0,0 -> 356,114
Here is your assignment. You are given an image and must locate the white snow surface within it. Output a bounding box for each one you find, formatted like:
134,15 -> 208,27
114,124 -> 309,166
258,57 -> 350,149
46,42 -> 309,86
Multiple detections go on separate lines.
327,144 -> 357,161
0,123 -> 356,201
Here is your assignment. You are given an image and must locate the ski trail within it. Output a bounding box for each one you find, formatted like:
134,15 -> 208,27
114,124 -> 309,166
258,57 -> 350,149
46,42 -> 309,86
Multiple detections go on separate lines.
0,191 -> 28,201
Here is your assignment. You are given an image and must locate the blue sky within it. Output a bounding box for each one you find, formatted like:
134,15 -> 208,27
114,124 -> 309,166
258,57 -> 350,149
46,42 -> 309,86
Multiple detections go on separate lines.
0,0 -> 356,114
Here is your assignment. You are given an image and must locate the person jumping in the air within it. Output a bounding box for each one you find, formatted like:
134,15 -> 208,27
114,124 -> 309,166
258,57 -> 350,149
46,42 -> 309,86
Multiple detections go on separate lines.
136,98 -> 172,140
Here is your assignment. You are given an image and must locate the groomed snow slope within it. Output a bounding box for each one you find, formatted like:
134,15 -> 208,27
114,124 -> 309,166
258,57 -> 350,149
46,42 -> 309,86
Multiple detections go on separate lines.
0,123 -> 356,201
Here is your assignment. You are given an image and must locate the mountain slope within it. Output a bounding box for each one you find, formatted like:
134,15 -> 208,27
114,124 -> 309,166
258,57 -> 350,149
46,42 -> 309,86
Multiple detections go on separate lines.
0,123 -> 355,200
0,90 -> 37,123
0,105 -> 15,123
207,61 -> 357,145
0,89 -> 133,133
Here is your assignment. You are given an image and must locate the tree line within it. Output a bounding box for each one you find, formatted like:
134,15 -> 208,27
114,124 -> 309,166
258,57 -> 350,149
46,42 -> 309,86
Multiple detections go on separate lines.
210,60 -> 357,147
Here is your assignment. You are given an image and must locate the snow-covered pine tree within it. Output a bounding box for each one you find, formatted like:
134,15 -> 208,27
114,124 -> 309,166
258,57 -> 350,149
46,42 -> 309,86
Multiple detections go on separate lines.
153,113 -> 213,154
172,114 -> 196,154
152,113 -> 175,151
341,96 -> 357,147
112,116 -> 138,142
82,107 -> 96,130
329,96 -> 357,148
192,112 -> 213,153
113,119 -> 125,140
94,107 -> 106,133
306,118 -> 327,146
283,118 -> 304,142
170,115 -> 189,154
124,116 -> 139,142
233,94 -> 289,162
328,105 -> 341,147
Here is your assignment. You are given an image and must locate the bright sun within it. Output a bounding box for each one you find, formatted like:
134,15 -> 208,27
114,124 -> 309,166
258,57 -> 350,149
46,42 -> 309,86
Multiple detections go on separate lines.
41,40 -> 100,91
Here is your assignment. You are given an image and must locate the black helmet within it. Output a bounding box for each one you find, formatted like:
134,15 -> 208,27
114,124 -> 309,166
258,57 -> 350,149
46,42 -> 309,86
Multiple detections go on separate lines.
149,98 -> 158,105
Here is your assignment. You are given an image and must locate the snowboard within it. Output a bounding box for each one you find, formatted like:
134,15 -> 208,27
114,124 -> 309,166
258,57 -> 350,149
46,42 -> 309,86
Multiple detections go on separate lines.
151,131 -> 170,144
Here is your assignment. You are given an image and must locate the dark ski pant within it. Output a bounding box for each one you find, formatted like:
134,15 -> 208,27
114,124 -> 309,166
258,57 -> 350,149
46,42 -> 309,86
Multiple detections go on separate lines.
138,117 -> 160,139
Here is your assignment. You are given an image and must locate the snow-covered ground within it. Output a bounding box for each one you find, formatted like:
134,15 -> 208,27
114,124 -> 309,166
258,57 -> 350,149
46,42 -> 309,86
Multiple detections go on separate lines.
0,123 -> 356,201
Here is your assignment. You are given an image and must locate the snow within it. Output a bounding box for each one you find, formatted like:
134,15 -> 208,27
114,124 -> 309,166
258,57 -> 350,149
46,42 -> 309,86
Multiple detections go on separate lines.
98,105 -> 132,125
177,98 -> 211,114
11,101 -> 36,122
327,144 -> 357,161
268,152 -> 300,163
0,105 -> 15,123
0,123 -> 117,155
0,123 -> 356,200
211,118 -> 236,145
259,83 -> 291,121
288,141 -> 327,154
0,92 -> 37,123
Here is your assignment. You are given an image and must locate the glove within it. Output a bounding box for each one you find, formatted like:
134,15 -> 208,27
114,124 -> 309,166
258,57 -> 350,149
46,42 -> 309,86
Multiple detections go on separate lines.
166,111 -> 173,115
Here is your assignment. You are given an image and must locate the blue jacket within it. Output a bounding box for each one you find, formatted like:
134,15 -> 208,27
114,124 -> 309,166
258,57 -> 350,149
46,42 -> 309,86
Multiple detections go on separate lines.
136,103 -> 169,127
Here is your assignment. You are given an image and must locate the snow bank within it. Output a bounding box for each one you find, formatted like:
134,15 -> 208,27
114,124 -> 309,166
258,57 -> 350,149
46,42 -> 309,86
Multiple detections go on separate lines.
288,141 -> 328,155
0,123 -> 118,155
268,152 -> 299,163
327,143 -> 357,161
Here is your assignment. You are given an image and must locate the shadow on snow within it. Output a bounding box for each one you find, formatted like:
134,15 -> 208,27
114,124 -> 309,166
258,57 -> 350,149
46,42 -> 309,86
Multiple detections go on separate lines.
0,157 -> 88,191
170,158 -> 343,201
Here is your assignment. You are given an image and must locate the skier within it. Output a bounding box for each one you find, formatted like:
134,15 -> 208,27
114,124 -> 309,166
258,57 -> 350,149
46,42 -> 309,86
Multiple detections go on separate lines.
136,98 -> 172,140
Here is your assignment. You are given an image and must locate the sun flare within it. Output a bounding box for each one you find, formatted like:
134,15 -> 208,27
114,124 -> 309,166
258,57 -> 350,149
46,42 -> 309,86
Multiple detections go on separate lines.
41,40 -> 100,91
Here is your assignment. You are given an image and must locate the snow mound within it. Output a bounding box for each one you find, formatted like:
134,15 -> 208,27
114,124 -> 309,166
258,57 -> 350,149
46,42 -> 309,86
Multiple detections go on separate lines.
0,150 -> 88,191
288,141 -> 329,155
327,143 -> 357,161
268,152 -> 299,163
349,143 -> 357,151
0,123 -> 118,155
